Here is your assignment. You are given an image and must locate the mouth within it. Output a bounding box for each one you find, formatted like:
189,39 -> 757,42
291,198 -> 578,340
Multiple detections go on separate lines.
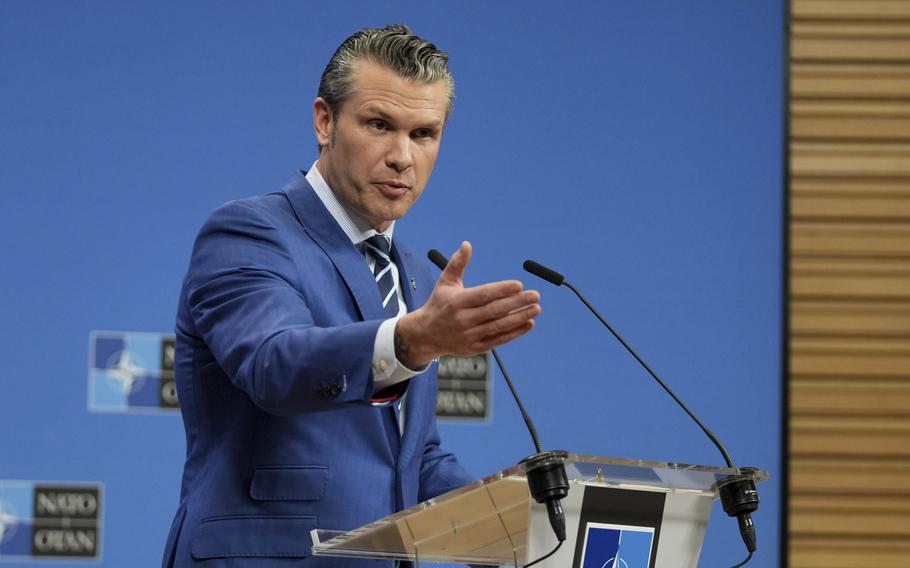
374,181 -> 411,198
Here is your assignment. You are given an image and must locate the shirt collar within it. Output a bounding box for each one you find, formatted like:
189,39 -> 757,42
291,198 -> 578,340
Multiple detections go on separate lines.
306,161 -> 394,246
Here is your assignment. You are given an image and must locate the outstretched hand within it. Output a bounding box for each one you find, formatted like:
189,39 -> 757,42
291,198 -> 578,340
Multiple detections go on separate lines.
394,242 -> 541,369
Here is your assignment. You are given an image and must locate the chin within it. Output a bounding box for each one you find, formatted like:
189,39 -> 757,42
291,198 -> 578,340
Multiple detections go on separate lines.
371,203 -> 412,224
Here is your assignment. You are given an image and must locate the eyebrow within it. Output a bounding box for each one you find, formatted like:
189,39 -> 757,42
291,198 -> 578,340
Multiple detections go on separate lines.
360,104 -> 393,120
359,104 -> 444,130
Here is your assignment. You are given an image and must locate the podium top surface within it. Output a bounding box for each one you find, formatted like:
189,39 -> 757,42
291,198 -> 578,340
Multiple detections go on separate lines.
311,453 -> 768,566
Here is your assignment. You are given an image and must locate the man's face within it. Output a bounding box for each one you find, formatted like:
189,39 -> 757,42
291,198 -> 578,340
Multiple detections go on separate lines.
313,61 -> 449,232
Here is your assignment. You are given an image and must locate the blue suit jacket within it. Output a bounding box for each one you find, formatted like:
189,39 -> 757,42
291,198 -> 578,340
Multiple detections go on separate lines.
162,172 -> 473,567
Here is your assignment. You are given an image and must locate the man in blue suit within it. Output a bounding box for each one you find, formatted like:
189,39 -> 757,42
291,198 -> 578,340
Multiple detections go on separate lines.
162,25 -> 541,567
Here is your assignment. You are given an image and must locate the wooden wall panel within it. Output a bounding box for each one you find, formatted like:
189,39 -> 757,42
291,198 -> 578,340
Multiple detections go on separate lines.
792,176 -> 910,196
791,459 -> 910,492
792,380 -> 910,414
790,542 -> 910,568
792,37 -> 910,61
791,301 -> 910,334
792,142 -> 910,177
789,1 -> 910,566
793,1 -> 910,20
791,64 -> 910,99
792,116 -> 910,139
792,196 -> 910,218
792,223 -> 910,254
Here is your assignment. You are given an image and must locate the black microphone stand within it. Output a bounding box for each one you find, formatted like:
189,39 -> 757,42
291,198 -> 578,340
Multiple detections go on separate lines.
523,259 -> 760,567
426,250 -> 569,555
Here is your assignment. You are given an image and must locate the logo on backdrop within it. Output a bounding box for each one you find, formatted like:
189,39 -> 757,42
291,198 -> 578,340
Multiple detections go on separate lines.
0,481 -> 103,561
88,331 -> 177,413
88,331 -> 490,420
0,497 -> 20,551
435,353 -> 491,421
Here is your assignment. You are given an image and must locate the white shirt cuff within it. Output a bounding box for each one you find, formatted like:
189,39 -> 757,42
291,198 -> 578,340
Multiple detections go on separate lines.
372,316 -> 427,392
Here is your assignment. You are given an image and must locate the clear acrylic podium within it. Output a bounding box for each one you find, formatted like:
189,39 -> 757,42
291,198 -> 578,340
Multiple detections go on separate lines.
311,453 -> 768,567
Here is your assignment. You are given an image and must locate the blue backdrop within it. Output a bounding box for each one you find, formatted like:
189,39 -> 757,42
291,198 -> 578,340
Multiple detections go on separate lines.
0,1 -> 783,566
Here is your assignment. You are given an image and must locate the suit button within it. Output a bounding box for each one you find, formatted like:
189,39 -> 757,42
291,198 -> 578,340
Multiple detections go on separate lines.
330,384 -> 341,396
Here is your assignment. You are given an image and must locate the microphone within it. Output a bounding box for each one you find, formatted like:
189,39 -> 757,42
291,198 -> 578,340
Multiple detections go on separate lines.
522,259 -> 760,560
522,260 -> 564,286
428,249 -> 567,544
427,249 -> 449,273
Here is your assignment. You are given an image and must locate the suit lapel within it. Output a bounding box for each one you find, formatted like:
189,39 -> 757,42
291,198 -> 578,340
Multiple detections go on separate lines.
282,172 -> 386,322
391,240 -> 423,314
284,172 -> 434,469
392,239 -> 434,471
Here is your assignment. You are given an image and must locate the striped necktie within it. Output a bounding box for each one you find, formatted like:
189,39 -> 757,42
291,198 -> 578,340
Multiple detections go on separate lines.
362,235 -> 400,318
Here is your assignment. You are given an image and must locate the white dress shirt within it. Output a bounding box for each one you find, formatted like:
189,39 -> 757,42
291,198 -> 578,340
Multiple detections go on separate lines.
305,164 -> 426,398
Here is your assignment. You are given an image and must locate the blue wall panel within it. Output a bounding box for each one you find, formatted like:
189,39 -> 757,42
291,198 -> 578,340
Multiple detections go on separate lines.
0,1 -> 783,566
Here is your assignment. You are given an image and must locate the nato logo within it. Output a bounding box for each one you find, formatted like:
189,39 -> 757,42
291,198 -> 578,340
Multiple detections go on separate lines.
0,480 -> 103,561
579,523 -> 655,568
88,331 -> 178,413
0,488 -> 26,559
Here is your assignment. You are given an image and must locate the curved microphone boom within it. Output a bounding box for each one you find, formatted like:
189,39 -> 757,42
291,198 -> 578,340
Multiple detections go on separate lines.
428,250 -> 567,545
522,259 -> 760,561
428,250 -> 543,455
523,261 -> 733,466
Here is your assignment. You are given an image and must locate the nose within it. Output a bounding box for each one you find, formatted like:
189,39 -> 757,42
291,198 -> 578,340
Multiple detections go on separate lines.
385,134 -> 413,172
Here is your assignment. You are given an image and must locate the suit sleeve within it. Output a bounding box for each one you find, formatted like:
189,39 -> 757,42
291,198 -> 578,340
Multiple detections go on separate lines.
184,200 -> 382,415
417,385 -> 476,501
418,428 -> 475,502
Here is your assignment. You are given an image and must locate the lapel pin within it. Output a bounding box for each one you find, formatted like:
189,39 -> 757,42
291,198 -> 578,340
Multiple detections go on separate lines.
410,278 -> 417,290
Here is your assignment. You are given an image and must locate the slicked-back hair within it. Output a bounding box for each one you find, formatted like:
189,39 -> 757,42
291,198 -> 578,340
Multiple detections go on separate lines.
318,24 -> 454,121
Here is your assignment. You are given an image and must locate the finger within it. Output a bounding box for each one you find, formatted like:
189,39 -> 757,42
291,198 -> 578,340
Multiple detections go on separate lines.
439,241 -> 471,285
458,280 -> 526,308
474,320 -> 536,352
465,303 -> 541,342
458,290 -> 540,327
442,320 -> 536,358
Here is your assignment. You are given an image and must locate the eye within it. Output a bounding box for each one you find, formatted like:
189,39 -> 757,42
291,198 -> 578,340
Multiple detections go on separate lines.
367,119 -> 388,131
412,128 -> 434,140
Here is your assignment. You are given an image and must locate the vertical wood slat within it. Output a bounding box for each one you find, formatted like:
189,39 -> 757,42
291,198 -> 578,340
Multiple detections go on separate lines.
789,1 -> 910,567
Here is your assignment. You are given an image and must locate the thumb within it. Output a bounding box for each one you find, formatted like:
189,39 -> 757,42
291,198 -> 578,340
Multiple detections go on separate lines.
439,241 -> 472,284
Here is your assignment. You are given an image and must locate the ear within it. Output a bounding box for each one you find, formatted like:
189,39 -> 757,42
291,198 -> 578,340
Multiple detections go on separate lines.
313,97 -> 334,148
